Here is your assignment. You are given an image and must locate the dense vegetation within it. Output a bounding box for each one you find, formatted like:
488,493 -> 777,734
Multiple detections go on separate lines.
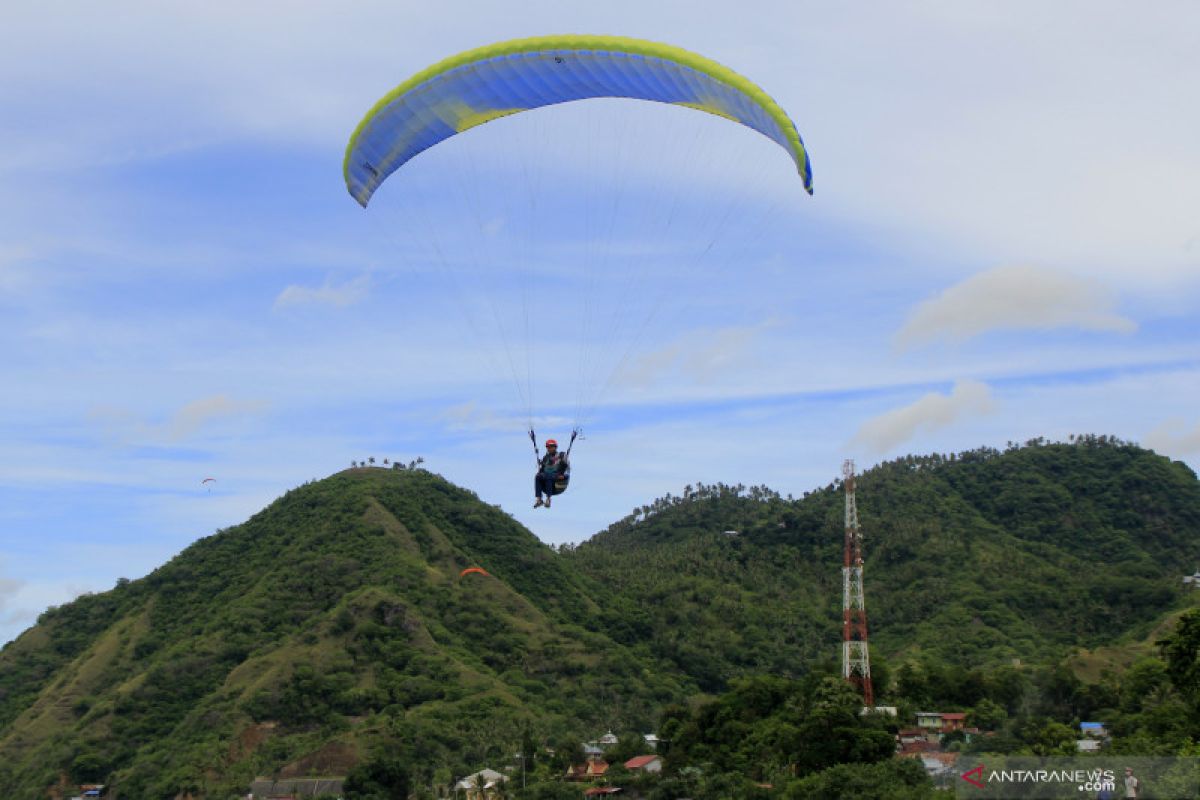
0,438 -> 1196,798
567,435 -> 1200,672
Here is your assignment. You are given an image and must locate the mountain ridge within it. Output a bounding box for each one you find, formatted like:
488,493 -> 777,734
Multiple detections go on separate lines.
1,438 -> 1197,796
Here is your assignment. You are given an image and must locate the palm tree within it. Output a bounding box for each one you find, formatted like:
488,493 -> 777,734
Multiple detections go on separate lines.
470,772 -> 490,800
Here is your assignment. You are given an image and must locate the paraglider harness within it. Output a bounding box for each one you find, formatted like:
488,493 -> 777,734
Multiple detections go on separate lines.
530,428 -> 577,495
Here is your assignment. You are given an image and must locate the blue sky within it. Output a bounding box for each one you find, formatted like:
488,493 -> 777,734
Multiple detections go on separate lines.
2,1 -> 1199,645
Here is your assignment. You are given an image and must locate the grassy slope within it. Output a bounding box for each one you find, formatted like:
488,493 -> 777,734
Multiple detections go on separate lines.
0,468 -> 686,796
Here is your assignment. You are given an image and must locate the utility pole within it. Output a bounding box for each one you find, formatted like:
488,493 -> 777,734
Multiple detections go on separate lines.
841,459 -> 874,706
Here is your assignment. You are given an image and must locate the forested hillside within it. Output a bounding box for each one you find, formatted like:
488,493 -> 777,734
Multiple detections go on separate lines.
0,468 -> 687,796
567,436 -> 1200,676
0,437 -> 1196,798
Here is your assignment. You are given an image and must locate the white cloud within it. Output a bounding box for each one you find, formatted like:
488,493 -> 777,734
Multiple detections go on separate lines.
89,394 -> 267,446
168,395 -> 266,442
1145,419 -> 1200,457
853,380 -> 995,454
895,265 -> 1137,349
274,274 -> 371,309
440,401 -> 572,435
619,322 -> 775,388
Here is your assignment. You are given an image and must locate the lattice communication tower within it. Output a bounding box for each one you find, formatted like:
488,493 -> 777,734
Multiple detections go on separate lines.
841,459 -> 874,706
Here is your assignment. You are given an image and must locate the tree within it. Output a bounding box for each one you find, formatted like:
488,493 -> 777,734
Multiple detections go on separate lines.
71,751 -> 108,782
517,782 -> 583,800
784,758 -> 936,800
1159,609 -> 1200,712
1024,719 -> 1077,756
344,754 -> 411,800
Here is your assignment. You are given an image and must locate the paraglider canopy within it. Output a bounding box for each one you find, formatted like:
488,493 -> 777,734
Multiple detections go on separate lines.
344,34 -> 812,207
343,34 -> 815,446
459,567 -> 490,578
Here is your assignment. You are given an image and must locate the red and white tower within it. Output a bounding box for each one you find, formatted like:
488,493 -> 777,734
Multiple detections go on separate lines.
841,459 -> 874,706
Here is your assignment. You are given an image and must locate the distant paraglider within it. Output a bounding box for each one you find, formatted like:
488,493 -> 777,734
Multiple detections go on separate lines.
459,567 -> 490,579
201,477 -> 216,493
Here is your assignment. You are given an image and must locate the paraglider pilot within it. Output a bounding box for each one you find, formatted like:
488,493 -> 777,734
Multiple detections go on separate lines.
534,439 -> 569,508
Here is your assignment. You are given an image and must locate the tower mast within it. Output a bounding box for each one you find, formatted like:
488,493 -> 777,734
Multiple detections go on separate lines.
842,459 -> 874,706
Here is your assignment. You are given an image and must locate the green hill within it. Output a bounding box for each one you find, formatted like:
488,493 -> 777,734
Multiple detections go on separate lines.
0,437 -> 1197,797
0,468 -> 688,796
565,436 -> 1200,677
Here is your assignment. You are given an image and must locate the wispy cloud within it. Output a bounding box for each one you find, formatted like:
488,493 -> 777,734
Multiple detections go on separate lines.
853,380 -> 995,453
897,266 -> 1137,350
90,394 -> 267,446
440,401 -> 571,434
895,266 -> 1136,349
1145,418 -> 1200,456
274,274 -> 371,309
167,395 -> 265,442
619,322 -> 775,388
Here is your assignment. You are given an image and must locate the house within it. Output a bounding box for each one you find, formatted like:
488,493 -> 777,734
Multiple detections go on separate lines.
454,769 -> 508,798
941,713 -> 967,732
1080,722 -> 1107,739
583,743 -> 605,760
79,787 -> 105,799
643,733 -> 661,750
898,740 -> 939,756
897,728 -> 927,746
1077,738 -> 1102,753
917,752 -> 958,777
624,755 -> 664,774
916,712 -> 943,730
1183,571 -> 1200,587
567,760 -> 610,782
598,730 -> 619,747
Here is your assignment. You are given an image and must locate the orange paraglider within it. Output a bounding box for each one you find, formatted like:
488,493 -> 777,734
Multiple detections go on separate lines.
459,567 -> 490,579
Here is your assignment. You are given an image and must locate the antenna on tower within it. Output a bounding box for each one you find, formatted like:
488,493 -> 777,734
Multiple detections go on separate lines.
842,459 -> 874,707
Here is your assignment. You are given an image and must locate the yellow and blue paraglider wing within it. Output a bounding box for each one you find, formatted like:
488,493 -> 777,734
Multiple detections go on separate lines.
344,34 -> 812,207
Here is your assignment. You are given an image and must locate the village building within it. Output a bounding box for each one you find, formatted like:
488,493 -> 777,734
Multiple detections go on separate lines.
624,755 -> 664,774
940,712 -> 966,732
916,712 -> 943,731
454,769 -> 508,799
567,760 -> 610,782
917,752 -> 959,777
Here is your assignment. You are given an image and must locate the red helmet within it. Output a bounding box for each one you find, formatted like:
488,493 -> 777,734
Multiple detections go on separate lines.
545,439 -> 557,447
